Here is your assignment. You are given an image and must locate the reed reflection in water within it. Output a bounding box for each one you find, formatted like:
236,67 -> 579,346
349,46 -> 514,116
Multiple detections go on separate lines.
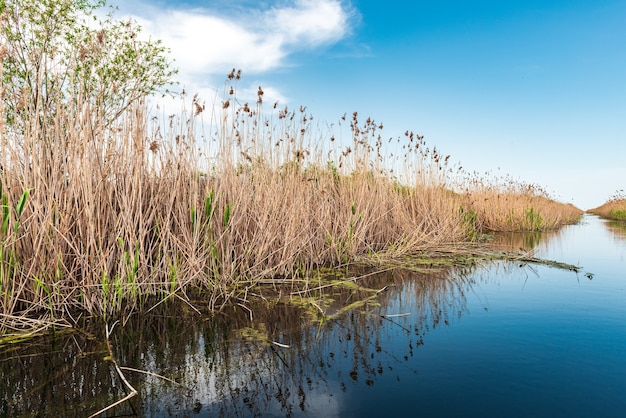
1,264 -> 477,417
3,215 -> 624,417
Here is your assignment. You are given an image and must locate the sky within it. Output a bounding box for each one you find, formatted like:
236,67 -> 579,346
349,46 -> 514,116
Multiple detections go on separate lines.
108,0 -> 626,210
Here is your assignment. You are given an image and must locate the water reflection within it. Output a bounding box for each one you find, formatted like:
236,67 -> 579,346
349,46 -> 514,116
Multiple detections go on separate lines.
1,266 -> 476,417
604,219 -> 626,243
0,328 -> 127,416
2,215 -> 625,417
489,230 -> 545,252
487,225 -> 574,255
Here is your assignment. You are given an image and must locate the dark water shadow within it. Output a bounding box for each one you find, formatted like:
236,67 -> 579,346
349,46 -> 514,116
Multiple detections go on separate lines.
1,263 -> 482,417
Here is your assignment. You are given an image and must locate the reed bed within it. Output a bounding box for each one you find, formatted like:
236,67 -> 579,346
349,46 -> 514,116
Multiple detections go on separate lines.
0,69 -> 583,332
588,191 -> 626,221
459,175 -> 583,232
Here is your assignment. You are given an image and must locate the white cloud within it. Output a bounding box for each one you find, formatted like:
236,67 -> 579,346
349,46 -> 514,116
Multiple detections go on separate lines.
109,0 -> 353,103
269,0 -> 350,47
148,11 -> 286,77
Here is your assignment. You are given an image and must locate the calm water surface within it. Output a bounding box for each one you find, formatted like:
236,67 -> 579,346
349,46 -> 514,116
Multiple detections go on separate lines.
1,214 -> 625,417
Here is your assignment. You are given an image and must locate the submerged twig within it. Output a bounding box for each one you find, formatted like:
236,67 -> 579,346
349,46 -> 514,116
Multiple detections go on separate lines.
517,256 -> 581,272
119,366 -> 186,387
290,267 -> 395,296
237,302 -> 254,321
88,322 -> 138,418
381,312 -> 411,318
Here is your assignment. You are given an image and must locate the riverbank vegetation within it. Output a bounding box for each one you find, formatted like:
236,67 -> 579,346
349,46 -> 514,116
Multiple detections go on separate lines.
460,176 -> 582,232
0,0 -> 583,334
588,190 -> 626,221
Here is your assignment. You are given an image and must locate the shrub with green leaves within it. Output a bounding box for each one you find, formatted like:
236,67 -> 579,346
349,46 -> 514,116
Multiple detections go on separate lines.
0,0 -> 177,132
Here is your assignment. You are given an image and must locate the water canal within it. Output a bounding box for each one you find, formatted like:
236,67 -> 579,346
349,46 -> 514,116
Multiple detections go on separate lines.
1,214 -> 625,417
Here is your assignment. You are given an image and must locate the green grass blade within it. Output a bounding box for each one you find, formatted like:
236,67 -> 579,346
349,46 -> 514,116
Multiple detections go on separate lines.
223,203 -> 231,227
16,189 -> 30,218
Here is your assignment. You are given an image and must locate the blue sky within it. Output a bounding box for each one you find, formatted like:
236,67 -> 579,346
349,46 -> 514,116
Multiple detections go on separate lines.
110,0 -> 626,209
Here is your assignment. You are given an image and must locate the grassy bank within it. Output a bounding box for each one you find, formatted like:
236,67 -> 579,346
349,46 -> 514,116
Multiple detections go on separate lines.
588,191 -> 626,221
460,175 -> 583,232
0,71 -> 583,333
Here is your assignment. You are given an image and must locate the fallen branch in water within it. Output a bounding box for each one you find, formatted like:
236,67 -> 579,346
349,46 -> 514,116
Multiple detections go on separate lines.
270,340 -> 290,348
88,321 -> 137,418
512,256 -> 581,272
381,312 -> 411,318
119,366 -> 186,387
405,248 -> 583,273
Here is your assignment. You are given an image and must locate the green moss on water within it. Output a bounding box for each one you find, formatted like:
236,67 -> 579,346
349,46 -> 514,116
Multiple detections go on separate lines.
0,326 -> 76,355
234,326 -> 270,344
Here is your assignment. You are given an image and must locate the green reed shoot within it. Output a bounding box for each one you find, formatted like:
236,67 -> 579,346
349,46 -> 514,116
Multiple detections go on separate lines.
223,203 -> 232,228
205,191 -> 214,221
33,275 -> 55,319
1,193 -> 9,235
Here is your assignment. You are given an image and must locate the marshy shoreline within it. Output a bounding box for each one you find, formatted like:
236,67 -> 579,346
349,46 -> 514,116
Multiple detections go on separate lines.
588,191 -> 626,221
0,73 -> 584,337
0,1 -> 584,338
